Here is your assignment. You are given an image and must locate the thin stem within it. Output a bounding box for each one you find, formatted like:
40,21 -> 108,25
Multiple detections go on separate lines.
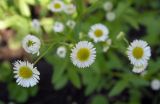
123,37 -> 129,46
33,42 -> 55,65
59,42 -> 70,47
110,45 -> 119,49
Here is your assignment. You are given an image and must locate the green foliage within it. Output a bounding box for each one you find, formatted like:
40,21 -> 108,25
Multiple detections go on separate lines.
8,83 -> 38,103
109,79 -> 128,97
0,101 -> 4,104
91,95 -> 109,104
0,62 -> 12,82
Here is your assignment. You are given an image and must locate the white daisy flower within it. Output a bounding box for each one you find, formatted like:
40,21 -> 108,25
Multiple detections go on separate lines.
50,0 -> 64,13
103,39 -> 112,52
13,60 -> 40,88
70,41 -> 96,68
132,63 -> 148,73
88,24 -> 109,43
103,1 -> 113,11
56,46 -> 67,58
53,21 -> 64,33
127,40 -> 151,66
151,79 -> 160,91
66,20 -> 76,29
31,19 -> 40,31
106,12 -> 116,22
64,4 -> 76,15
22,35 -> 41,56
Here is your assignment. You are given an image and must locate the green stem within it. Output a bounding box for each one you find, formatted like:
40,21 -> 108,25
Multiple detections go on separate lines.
33,42 -> 55,65
123,37 -> 129,45
59,42 -> 70,47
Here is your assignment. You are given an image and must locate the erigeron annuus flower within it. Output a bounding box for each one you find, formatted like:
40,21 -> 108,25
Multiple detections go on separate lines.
22,35 -> 41,56
127,40 -> 151,66
56,46 -> 67,58
31,19 -> 40,31
64,4 -> 76,15
106,12 -> 116,22
53,21 -> 64,32
103,1 -> 113,11
88,24 -> 109,43
151,79 -> 160,91
50,0 -> 64,12
13,60 -> 40,87
66,20 -> 76,29
70,41 -> 96,68
132,63 -> 148,73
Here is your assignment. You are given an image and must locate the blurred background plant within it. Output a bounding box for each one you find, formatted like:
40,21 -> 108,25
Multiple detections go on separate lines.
0,0 -> 160,104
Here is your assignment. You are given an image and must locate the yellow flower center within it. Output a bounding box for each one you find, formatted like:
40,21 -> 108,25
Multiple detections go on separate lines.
19,66 -> 33,78
54,3 -> 61,9
94,29 -> 103,37
27,40 -> 35,47
77,48 -> 90,61
132,47 -> 144,59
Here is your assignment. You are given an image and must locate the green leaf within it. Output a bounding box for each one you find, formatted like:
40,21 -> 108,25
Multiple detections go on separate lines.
91,95 -> 109,104
124,15 -> 139,29
18,0 -> 31,17
129,75 -> 149,87
0,101 -> 4,104
0,62 -> 12,82
129,90 -> 141,104
75,0 -> 84,17
41,18 -> 54,33
0,21 -> 8,29
109,80 -> 128,97
106,52 -> 123,70
115,2 -> 130,18
28,86 -> 38,97
83,73 -> 101,95
123,73 -> 149,87
54,75 -> 68,90
68,66 -> 81,88
8,83 -> 28,103
25,0 -> 35,5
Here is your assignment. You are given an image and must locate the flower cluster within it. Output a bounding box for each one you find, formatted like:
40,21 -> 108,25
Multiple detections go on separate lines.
127,40 -> 151,73
13,34 -> 41,87
49,0 -> 76,15
103,1 -> 116,22
11,0 -> 153,89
